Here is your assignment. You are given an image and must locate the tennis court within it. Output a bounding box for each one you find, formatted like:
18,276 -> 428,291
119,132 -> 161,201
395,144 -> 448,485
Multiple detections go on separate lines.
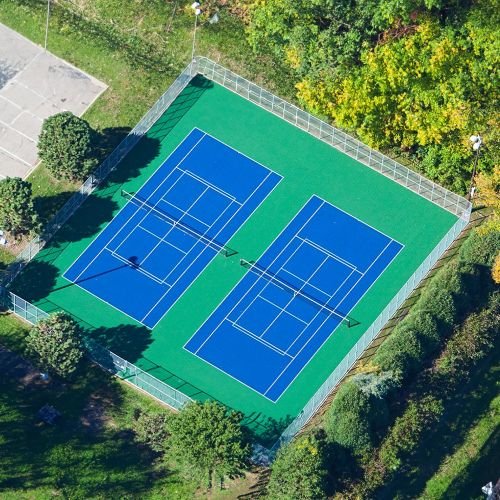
11,70 -> 461,446
63,128 -> 281,328
185,196 -> 403,401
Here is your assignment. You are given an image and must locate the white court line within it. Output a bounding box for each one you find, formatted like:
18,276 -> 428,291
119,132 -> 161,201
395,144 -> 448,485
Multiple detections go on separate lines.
137,224 -> 190,256
137,185 -> 211,278
230,230 -> 345,335
256,253 -> 330,340
231,237 -> 311,326
298,237 -> 357,270
64,126 -> 283,329
184,194 -> 404,402
105,247 -> 166,285
142,163 -> 282,328
71,135 -> 206,283
185,169 -> 239,202
156,202 -> 240,285
63,128 -> 205,284
142,190 -> 239,291
284,266 -> 358,355
189,196 -> 322,356
187,340 -> 284,403
259,295 -> 309,325
162,199 -> 210,228
228,320 -> 291,357
200,129 -> 279,180
264,239 -> 403,400
113,166 -> 203,259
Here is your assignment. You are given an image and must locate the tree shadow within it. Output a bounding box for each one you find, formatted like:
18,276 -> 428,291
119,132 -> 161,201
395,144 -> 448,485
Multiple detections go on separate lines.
145,75 -> 213,144
94,126 -> 132,164
48,193 -> 119,246
323,439 -> 365,496
0,353 -> 171,498
9,260 -> 59,303
242,412 -> 294,449
33,190 -> 77,226
132,356 -> 215,402
89,324 -> 153,365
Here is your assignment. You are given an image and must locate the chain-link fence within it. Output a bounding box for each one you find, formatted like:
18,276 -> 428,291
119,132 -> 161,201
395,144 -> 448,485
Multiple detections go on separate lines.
1,57 -> 471,460
2,289 -> 192,411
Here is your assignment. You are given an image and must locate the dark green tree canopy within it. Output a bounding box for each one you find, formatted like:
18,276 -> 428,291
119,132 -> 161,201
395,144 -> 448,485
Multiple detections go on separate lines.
166,401 -> 250,489
38,111 -> 97,181
26,312 -> 84,378
0,177 -> 38,238
266,434 -> 327,500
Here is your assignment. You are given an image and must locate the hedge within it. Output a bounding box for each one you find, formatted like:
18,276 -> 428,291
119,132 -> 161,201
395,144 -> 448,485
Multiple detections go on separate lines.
459,228 -> 500,267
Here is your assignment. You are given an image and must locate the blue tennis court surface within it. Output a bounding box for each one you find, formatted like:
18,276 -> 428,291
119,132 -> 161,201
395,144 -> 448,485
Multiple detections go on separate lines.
185,196 -> 403,402
64,128 -> 282,328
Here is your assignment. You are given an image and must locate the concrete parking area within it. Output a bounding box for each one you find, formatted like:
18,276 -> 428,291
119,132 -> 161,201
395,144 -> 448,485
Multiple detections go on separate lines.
0,23 -> 107,179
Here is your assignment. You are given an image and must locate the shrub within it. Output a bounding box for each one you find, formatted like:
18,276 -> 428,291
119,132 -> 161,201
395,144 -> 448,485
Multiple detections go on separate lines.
266,434 -> 327,500
403,311 -> 441,353
325,376 -> 391,454
0,177 -> 38,238
354,371 -> 400,399
372,325 -> 426,381
38,111 -> 97,181
459,229 -> 500,267
378,395 -> 444,472
26,312 -> 83,378
415,262 -> 460,331
493,253 -> 500,284
133,409 -> 170,453
438,292 -> 499,377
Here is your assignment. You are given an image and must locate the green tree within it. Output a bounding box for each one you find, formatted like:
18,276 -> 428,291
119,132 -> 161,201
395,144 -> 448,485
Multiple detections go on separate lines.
38,111 -> 97,181
266,434 -> 327,500
166,401 -> 250,489
26,312 -> 84,378
0,177 -> 38,238
133,409 -> 170,453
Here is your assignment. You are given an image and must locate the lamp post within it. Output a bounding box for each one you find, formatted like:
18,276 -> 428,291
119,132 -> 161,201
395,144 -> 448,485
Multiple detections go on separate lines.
44,0 -> 51,50
467,134 -> 482,201
191,2 -> 202,66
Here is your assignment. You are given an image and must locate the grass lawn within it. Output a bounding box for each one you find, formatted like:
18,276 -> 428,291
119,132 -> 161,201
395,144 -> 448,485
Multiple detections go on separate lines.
0,314 -> 196,499
0,313 -> 261,498
422,382 -> 500,499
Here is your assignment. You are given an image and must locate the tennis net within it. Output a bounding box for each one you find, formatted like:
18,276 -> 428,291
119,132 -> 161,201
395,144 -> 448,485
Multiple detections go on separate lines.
240,259 -> 352,327
121,190 -> 236,257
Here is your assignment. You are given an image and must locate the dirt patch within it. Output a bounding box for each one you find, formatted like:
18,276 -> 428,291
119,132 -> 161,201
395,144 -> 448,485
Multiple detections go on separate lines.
79,392 -> 116,433
1,345 -> 37,382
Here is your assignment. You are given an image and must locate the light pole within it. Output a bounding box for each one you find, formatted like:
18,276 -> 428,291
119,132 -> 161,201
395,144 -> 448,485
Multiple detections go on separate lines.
44,0 -> 51,50
468,134 -> 482,201
191,2 -> 202,68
